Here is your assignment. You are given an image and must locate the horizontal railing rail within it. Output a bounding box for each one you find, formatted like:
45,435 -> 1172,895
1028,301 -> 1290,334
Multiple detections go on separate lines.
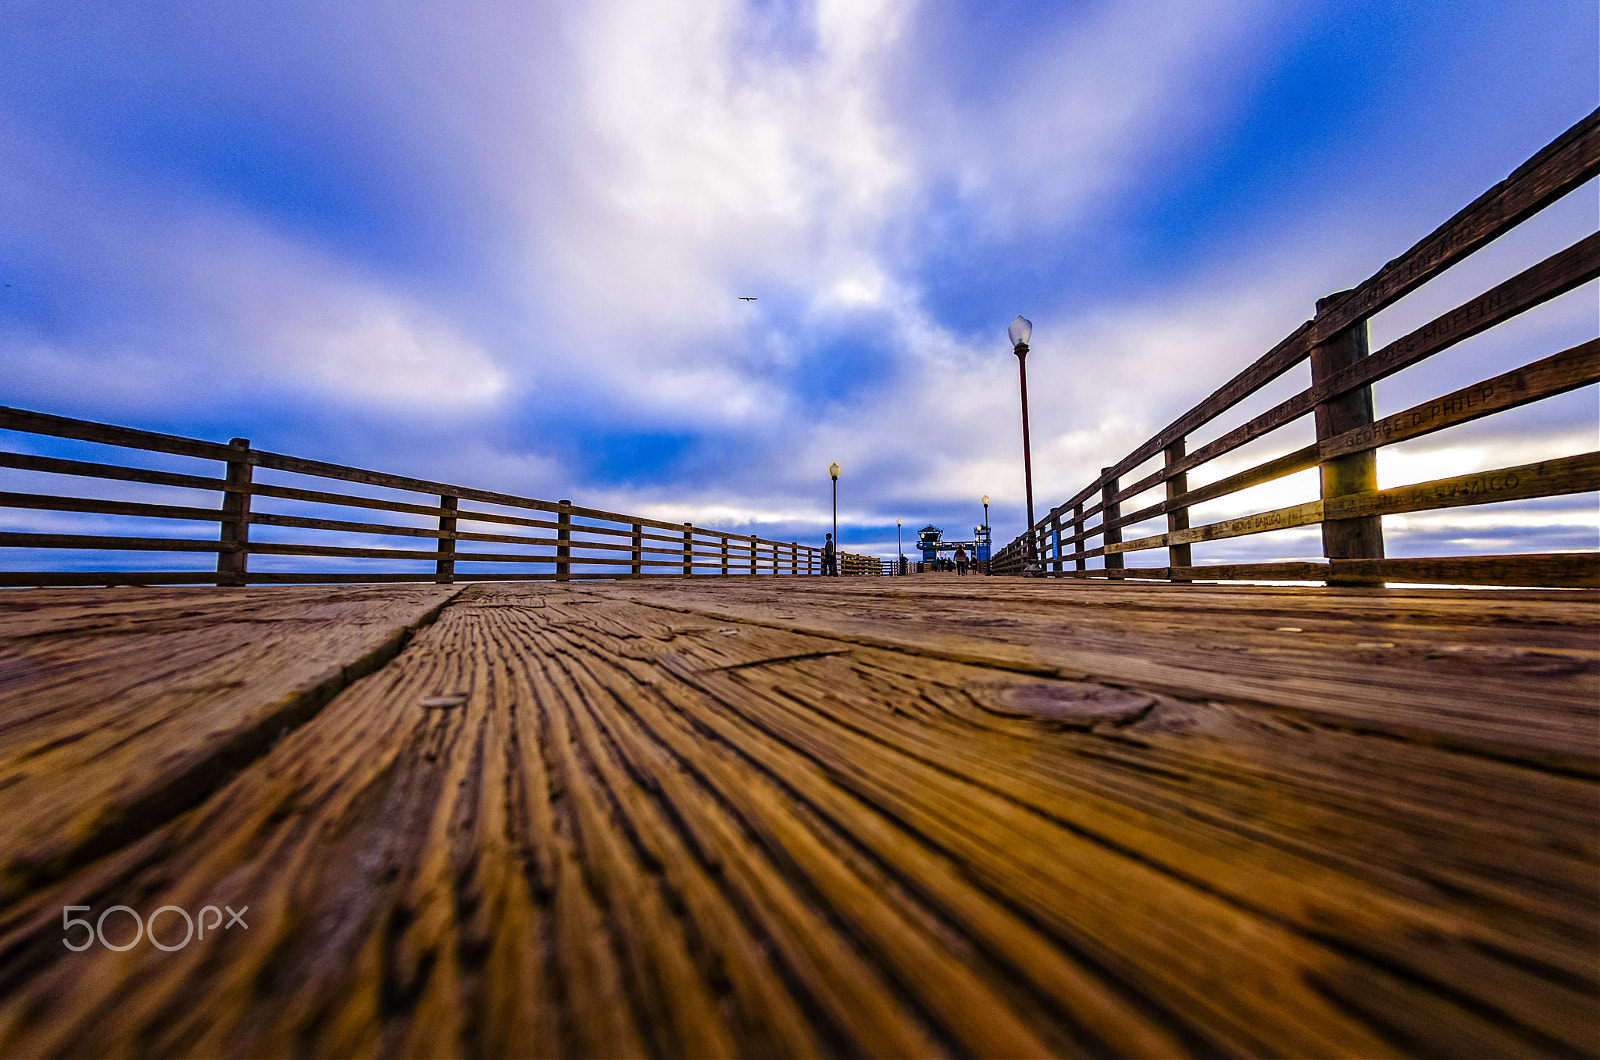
0,406 -> 871,587
840,552 -> 884,577
993,108 -> 1600,589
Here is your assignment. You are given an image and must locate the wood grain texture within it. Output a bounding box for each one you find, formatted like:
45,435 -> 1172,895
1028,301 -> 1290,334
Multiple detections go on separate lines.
600,578 -> 1600,769
0,584 -> 460,902
0,406 -> 237,463
0,580 -> 1592,1058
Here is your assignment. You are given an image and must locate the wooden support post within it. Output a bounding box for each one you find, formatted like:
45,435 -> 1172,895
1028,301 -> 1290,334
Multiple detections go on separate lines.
1050,512 -> 1062,573
1311,292 -> 1385,586
1101,469 -> 1124,572
556,501 -> 570,582
721,535 -> 729,576
631,523 -> 642,576
1164,440 -> 1192,583
1074,503 -> 1085,571
683,523 -> 693,577
435,494 -> 457,584
791,541 -> 798,576
750,539 -> 757,576
216,437 -> 251,587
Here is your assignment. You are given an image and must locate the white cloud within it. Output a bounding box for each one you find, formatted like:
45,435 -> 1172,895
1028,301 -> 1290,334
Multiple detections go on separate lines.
897,0 -> 1286,236
0,0 -> 1589,570
0,116 -> 508,416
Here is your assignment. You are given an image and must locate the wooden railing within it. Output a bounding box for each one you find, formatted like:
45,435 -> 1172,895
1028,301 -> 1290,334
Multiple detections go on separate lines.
994,109 -> 1600,589
0,407 -> 849,587
840,552 -> 884,577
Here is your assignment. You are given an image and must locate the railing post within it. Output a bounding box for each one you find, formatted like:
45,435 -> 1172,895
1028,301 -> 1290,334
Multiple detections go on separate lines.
1050,512 -> 1061,574
1101,468 -> 1124,573
1073,503 -> 1085,571
683,523 -> 693,577
790,541 -> 797,576
1312,292 -> 1385,586
216,437 -> 251,587
435,494 -> 457,584
556,501 -> 571,582
721,535 -> 729,576
750,538 -> 757,576
631,523 -> 642,576
1164,440 -> 1191,583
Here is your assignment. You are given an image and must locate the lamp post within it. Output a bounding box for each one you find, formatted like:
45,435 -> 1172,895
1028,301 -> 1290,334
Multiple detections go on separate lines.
896,517 -> 903,575
981,494 -> 990,573
1008,316 -> 1036,560
828,461 -> 840,575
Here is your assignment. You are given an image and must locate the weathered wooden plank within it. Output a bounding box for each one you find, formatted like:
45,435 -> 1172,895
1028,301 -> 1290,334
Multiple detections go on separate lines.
674,646 -> 1593,1055
1326,452 -> 1599,520
1110,501 -> 1325,554
0,584 -> 460,903
1108,453 -> 1599,556
0,531 -> 231,553
1311,302 -> 1383,579
1323,338 -> 1600,461
562,586 -> 1598,1052
0,450 -> 226,493
1049,554 -> 1600,589
1334,553 -> 1600,588
0,491 -> 225,523
0,568 -> 818,588
602,579 -> 1599,769
0,571 -> 225,586
0,405 -> 236,462
248,511 -> 741,561
0,578 -> 1594,1056
555,636 -> 1135,1054
216,438 -> 252,587
248,479 -> 452,519
9,583 -> 1592,1056
0,589 -> 1021,1056
1043,561 -> 1329,582
248,510 -> 458,541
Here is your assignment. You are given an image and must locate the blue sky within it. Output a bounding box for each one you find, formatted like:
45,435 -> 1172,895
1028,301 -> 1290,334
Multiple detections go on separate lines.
1,0 -> 1596,569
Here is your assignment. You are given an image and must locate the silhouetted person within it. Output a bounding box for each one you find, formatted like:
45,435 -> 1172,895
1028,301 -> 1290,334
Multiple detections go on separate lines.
954,543 -> 968,576
823,532 -> 837,576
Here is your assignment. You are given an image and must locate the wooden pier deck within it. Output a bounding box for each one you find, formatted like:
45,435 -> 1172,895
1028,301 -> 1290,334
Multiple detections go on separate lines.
0,577 -> 1596,1058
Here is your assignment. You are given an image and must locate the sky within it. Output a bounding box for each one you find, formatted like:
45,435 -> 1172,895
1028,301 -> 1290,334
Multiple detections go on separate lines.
1,0 -> 1596,573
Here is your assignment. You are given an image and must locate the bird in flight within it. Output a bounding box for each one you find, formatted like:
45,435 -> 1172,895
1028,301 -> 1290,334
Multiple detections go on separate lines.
739,296 -> 757,301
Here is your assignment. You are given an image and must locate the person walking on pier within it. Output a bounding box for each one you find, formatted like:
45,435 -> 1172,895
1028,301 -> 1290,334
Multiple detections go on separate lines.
823,533 -> 838,576
954,543 -> 968,576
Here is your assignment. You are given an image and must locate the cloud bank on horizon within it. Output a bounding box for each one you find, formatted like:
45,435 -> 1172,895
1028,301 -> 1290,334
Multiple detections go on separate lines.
1,0 -> 1595,565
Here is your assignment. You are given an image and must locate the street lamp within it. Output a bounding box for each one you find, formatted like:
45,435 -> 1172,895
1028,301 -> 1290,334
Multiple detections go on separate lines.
980,494 -> 990,573
896,517 -> 903,575
1008,316 -> 1036,560
828,461 -> 840,574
